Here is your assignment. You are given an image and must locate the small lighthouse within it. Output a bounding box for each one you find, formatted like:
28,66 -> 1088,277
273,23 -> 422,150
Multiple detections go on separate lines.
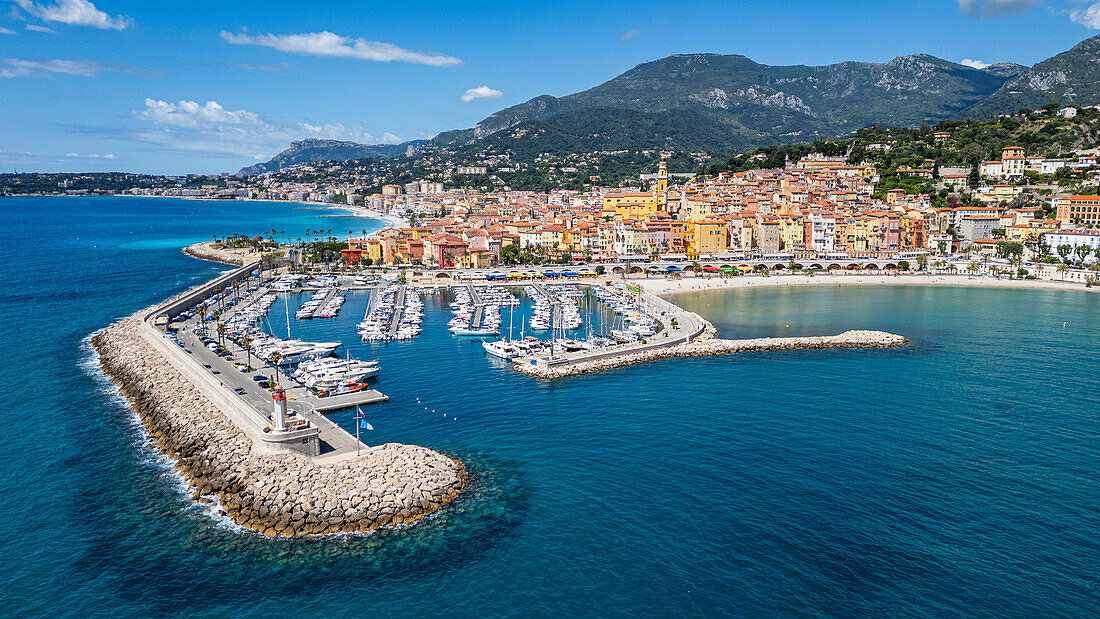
272,385 -> 287,431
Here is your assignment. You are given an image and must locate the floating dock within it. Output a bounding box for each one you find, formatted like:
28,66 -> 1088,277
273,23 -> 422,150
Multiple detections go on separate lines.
530,282 -> 563,329
386,285 -> 407,338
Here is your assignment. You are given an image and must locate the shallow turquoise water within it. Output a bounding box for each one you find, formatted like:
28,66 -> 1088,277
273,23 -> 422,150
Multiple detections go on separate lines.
2,197 -> 1098,616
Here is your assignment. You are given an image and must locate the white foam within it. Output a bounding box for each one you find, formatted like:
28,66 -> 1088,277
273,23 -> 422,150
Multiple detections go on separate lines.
79,331 -> 260,537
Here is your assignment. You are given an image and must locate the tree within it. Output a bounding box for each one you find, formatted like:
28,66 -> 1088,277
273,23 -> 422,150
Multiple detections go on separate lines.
1075,245 -> 1091,264
1058,244 -> 1073,260
1010,254 -> 1023,277
595,265 -> 606,275
898,260 -> 910,271
241,336 -> 254,371
267,351 -> 282,383
966,262 -> 980,278
1057,261 -> 1069,280
937,240 -> 948,254
916,254 -> 928,272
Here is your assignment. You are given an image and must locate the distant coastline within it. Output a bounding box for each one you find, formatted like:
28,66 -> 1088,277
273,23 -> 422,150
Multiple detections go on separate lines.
1,193 -> 404,235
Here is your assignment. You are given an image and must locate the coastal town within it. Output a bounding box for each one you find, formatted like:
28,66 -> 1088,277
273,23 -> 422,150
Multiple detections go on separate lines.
14,112 -> 1100,278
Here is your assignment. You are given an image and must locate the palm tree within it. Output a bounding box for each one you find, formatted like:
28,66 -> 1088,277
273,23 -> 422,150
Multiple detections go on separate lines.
241,336 -> 254,371
1009,254 -> 1023,278
916,254 -> 928,272
267,351 -> 282,384
966,262 -> 979,279
1057,261 -> 1069,281
216,321 -> 226,347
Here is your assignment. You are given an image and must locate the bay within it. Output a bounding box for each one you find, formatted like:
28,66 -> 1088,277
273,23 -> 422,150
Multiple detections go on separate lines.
1,197 -> 1097,617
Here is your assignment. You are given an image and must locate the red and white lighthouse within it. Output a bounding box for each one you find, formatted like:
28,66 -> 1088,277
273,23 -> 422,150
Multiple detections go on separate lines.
272,385 -> 287,431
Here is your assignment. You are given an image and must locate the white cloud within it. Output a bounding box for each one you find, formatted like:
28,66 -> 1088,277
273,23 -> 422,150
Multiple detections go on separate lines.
620,28 -> 641,41
0,26 -> 15,34
14,0 -> 131,30
1070,2 -> 1100,28
957,0 -> 1044,17
961,58 -> 991,69
133,98 -> 401,159
0,58 -> 164,78
65,152 -> 117,159
223,61 -> 293,72
459,85 -> 504,102
220,30 -> 462,67
25,24 -> 53,32
137,99 -> 263,129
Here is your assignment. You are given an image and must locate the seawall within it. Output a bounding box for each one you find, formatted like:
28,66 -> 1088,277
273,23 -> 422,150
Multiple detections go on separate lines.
515,329 -> 908,379
182,241 -> 253,266
92,315 -> 466,538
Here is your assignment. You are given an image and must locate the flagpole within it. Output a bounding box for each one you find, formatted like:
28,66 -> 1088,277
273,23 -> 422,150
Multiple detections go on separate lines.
356,405 -> 361,457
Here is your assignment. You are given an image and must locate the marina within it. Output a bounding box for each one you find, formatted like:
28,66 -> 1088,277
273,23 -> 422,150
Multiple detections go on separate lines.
95,230 -> 916,541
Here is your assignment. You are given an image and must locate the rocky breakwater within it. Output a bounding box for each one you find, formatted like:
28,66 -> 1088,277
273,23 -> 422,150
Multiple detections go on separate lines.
92,315 -> 466,537
517,330 -> 908,379
183,241 -> 254,266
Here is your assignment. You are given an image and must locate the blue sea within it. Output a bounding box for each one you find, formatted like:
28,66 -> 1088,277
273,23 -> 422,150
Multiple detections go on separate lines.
1,196 -> 1098,617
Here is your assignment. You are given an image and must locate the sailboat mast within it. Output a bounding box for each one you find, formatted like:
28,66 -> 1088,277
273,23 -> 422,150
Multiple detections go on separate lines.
285,292 -> 291,339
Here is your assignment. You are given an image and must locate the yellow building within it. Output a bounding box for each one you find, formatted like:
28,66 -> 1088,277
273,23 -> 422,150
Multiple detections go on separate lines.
686,219 -> 728,257
780,217 -> 804,253
604,192 -> 659,219
1056,195 -> 1100,225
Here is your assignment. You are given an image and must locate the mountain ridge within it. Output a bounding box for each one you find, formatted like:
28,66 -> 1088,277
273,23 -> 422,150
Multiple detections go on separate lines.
242,36 -> 1100,175
957,35 -> 1100,120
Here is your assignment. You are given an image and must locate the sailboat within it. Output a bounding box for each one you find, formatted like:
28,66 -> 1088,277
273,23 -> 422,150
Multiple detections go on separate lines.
483,299 -> 519,358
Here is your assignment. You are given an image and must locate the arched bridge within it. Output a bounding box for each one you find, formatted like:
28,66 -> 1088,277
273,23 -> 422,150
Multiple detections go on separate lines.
429,258 -> 913,279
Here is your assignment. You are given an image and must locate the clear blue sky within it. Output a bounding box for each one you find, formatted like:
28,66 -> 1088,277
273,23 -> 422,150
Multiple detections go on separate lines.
1,0 -> 1098,174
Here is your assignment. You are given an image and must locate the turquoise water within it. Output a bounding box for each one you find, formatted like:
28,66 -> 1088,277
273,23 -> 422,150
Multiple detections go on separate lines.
2,197 -> 1099,616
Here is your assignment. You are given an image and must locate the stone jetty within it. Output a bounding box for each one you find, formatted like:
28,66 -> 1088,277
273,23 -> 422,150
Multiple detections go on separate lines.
92,316 -> 466,537
182,241 -> 254,266
516,329 -> 908,379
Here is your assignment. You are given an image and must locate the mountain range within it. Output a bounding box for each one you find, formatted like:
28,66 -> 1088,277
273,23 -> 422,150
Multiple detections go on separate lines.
242,34 -> 1100,175
238,139 -> 424,175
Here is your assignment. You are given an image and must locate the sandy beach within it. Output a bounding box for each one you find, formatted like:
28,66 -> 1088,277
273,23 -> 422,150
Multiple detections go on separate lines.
636,272 -> 1100,295
340,205 -> 408,229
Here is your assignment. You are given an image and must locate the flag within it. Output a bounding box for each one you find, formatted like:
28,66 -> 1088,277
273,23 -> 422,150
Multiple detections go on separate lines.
356,405 -> 373,430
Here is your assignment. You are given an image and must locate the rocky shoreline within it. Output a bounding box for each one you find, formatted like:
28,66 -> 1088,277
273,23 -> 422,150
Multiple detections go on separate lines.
92,315 -> 466,537
516,329 -> 908,379
182,241 -> 254,266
